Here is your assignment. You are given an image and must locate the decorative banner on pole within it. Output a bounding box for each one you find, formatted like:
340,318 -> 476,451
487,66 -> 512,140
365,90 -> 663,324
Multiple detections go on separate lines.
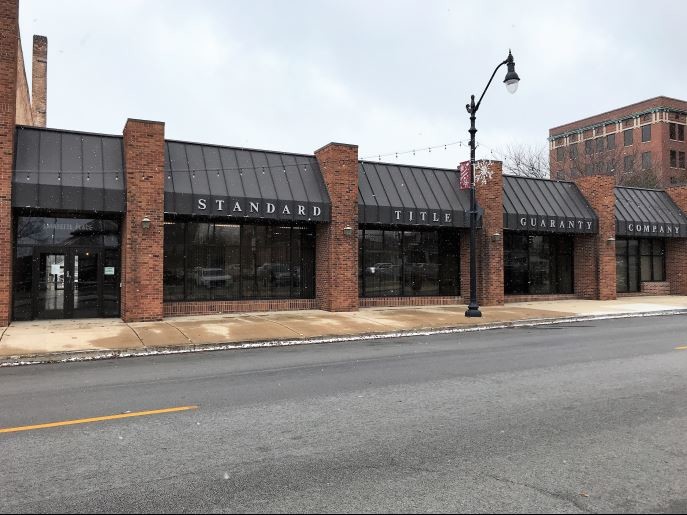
459,161 -> 471,190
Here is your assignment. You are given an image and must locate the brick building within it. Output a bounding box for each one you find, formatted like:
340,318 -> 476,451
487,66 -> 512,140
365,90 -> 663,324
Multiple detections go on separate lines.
549,97 -> 687,187
1,1 -> 687,327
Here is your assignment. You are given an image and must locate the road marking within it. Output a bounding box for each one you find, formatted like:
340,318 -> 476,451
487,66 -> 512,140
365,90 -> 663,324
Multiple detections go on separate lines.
676,346 -> 687,350
0,405 -> 198,434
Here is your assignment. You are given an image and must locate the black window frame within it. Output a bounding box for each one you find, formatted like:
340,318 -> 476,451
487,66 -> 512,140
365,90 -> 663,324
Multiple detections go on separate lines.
606,133 -> 616,150
641,124 -> 651,143
616,237 -> 665,293
624,129 -> 633,146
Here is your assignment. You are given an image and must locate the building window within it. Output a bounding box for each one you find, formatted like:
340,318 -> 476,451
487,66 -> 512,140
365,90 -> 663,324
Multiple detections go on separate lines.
670,150 -> 687,169
569,144 -> 578,160
595,138 -> 604,153
556,146 -> 564,162
358,228 -> 459,298
642,151 -> 652,170
585,140 -> 593,155
606,133 -> 616,150
163,222 -> 316,302
624,155 -> 634,172
504,233 -> 573,295
669,123 -> 685,141
624,129 -> 633,146
616,238 -> 665,293
641,124 -> 651,142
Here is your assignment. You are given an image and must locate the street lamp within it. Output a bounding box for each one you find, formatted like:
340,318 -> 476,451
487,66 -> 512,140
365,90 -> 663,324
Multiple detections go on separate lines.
465,50 -> 520,318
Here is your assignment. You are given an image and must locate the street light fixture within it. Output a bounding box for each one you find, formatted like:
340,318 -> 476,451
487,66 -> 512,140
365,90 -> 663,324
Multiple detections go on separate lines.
465,50 -> 520,318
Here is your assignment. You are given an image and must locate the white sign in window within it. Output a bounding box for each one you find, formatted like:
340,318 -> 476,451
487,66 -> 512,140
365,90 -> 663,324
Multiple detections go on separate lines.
104,267 -> 116,276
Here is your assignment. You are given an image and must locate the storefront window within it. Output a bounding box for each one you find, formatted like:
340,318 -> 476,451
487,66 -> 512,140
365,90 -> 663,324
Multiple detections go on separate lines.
163,221 -> 315,302
358,228 -> 459,297
617,237 -> 665,293
504,233 -> 573,295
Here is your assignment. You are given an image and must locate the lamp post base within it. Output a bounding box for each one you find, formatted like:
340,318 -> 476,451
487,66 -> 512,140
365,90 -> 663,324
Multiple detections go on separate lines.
465,306 -> 482,318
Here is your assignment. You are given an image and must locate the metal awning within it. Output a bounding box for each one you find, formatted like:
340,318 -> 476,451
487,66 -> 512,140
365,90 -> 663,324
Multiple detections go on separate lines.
358,161 -> 474,228
12,126 -> 126,213
164,141 -> 331,223
615,187 -> 687,238
503,175 -> 597,234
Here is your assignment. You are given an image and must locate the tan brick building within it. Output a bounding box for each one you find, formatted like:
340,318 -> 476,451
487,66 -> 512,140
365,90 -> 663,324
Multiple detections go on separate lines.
549,97 -> 687,187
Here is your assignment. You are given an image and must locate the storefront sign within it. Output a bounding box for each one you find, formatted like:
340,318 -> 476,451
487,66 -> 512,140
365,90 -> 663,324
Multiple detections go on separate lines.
624,223 -> 681,236
394,209 -> 453,225
195,198 -> 324,221
517,216 -> 596,233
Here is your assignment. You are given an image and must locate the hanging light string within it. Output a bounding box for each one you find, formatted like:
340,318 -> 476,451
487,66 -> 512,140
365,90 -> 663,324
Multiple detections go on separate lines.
14,138 -> 487,178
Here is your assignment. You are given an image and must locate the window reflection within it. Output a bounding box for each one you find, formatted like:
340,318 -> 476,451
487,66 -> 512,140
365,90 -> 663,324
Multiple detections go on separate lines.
163,222 -> 316,301
359,228 -> 459,297
504,233 -> 573,295
617,237 -> 665,293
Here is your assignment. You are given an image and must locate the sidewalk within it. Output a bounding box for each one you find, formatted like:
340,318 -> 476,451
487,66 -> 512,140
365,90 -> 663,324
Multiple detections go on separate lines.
2,296 -> 687,364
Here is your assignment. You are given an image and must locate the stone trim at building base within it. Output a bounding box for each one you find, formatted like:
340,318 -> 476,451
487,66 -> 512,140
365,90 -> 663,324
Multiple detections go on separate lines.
359,296 -> 463,308
164,299 -> 319,317
504,294 -> 578,303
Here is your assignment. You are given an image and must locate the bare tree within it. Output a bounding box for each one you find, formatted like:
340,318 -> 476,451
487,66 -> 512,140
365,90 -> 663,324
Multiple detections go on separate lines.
492,144 -> 549,179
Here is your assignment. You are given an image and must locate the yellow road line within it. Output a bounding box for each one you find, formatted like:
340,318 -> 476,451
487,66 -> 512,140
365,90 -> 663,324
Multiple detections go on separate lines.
676,346 -> 687,350
0,405 -> 198,434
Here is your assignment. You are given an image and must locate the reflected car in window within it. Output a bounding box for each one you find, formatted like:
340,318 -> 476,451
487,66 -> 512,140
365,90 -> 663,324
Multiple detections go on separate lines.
193,267 -> 233,288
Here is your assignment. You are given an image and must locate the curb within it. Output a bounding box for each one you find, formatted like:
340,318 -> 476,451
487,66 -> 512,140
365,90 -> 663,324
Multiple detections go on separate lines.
2,309 -> 686,367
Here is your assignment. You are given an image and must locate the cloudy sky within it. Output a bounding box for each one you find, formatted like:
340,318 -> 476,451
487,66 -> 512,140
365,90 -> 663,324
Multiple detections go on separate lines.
18,0 -> 687,169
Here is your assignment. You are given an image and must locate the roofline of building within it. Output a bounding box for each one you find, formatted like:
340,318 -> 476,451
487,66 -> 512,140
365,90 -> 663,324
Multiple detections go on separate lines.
549,96 -> 687,138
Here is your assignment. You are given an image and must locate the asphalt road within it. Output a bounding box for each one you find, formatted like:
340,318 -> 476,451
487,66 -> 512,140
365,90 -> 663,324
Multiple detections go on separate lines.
1,315 -> 686,514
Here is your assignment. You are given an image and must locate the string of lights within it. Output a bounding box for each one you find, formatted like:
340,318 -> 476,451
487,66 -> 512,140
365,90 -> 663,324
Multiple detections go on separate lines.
13,138 -> 492,178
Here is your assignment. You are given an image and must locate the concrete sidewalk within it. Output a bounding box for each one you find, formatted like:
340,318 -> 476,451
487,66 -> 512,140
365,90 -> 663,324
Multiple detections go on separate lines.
2,296 -> 687,363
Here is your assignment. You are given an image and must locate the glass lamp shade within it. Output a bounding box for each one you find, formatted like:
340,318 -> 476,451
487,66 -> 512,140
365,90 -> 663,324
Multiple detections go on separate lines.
505,78 -> 519,94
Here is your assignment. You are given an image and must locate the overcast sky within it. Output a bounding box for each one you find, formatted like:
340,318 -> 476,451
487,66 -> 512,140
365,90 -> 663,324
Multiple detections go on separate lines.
18,0 -> 687,169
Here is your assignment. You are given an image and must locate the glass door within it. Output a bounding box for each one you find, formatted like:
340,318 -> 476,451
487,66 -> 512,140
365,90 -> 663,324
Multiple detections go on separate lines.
35,252 -> 67,319
72,249 -> 100,318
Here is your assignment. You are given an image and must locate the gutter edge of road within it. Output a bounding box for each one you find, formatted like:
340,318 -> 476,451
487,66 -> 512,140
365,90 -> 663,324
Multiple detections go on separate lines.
2,309 -> 687,368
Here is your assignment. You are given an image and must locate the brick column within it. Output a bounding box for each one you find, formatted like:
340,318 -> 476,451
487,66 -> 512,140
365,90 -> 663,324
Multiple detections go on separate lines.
574,176 -> 616,300
0,0 -> 18,326
665,186 -> 687,295
122,119 -> 165,322
474,160 -> 504,306
314,143 -> 358,311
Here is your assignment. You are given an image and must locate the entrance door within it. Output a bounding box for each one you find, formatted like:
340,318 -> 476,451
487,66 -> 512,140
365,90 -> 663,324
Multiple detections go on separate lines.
36,252 -> 67,319
33,248 -> 111,319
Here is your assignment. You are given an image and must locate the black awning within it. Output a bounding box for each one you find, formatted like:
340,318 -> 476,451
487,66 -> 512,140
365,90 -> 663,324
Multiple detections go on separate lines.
358,161 -> 473,228
164,141 -> 331,223
503,175 -> 597,234
615,187 -> 687,238
12,127 -> 126,214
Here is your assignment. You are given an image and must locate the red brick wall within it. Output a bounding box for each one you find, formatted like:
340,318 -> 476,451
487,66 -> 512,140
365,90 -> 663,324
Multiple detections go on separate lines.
122,119 -> 165,322
31,35 -> 47,127
314,143 -> 359,311
640,281 -> 671,295
474,161 -> 504,306
165,299 -> 318,317
0,0 -> 18,326
665,186 -> 687,294
359,296 -> 462,308
574,176 -> 616,299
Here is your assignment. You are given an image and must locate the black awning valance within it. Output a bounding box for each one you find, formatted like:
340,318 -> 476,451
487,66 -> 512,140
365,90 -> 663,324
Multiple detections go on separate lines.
12,127 -> 126,214
164,141 -> 331,223
358,161 -> 473,228
615,187 -> 687,238
503,175 -> 597,234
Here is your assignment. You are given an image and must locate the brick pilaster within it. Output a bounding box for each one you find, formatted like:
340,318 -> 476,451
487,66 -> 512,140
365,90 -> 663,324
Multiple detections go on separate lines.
314,143 -> 358,311
665,186 -> 687,295
474,161 -> 504,306
0,0 -> 18,326
122,119 -> 165,322
574,176 -> 616,300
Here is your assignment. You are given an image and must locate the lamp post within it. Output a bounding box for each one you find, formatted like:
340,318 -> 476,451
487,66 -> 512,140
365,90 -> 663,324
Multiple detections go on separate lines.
465,50 -> 520,318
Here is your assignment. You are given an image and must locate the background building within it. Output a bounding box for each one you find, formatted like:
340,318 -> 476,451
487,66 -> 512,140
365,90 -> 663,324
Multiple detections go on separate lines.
549,97 -> 687,188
